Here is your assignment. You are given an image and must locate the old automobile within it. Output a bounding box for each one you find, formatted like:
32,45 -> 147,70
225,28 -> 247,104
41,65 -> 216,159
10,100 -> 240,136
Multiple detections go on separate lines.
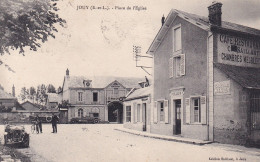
4,124 -> 30,148
70,113 -> 100,124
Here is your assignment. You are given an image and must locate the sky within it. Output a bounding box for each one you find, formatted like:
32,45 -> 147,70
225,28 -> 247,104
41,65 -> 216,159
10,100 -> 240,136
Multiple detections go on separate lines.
1,0 -> 260,95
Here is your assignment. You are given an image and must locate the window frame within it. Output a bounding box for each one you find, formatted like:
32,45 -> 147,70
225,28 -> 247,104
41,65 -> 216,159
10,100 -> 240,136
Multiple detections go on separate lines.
78,108 -> 83,118
93,92 -> 98,102
126,105 -> 131,122
159,101 -> 164,122
78,92 -> 83,102
137,104 -> 141,122
173,24 -> 182,53
191,97 -> 201,124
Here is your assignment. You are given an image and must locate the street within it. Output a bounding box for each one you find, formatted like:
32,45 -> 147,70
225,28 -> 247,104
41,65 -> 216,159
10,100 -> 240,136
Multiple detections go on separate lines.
0,124 -> 260,162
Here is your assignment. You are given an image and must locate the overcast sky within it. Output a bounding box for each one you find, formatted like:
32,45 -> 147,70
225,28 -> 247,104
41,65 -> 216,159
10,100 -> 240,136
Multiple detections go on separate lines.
1,0 -> 260,95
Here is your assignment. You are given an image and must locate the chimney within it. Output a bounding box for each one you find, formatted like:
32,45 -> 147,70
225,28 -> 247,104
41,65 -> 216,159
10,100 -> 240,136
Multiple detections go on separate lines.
66,68 -> 69,76
12,84 -> 15,97
161,15 -> 165,26
208,1 -> 223,26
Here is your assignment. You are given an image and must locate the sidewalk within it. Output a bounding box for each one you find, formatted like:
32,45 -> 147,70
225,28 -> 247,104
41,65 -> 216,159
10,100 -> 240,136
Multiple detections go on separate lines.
114,127 -> 213,145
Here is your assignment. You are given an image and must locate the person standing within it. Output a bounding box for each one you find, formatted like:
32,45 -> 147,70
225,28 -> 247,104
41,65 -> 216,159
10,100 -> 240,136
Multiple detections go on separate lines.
51,113 -> 59,133
35,115 -> 41,134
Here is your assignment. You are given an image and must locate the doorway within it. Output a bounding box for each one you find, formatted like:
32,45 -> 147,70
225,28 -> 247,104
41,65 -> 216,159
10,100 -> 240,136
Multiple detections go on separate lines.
108,101 -> 123,123
175,99 -> 181,135
142,103 -> 147,131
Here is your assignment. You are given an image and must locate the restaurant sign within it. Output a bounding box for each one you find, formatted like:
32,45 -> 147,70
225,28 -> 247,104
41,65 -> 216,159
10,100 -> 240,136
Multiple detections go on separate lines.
218,34 -> 260,68
214,80 -> 230,95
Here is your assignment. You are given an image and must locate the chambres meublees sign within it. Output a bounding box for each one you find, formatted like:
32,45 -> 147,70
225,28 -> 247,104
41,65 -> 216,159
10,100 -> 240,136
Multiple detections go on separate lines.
218,34 -> 260,68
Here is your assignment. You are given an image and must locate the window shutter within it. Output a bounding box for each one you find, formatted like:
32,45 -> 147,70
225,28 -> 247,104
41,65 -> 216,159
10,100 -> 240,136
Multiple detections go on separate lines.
180,54 -> 185,76
140,104 -> 143,122
132,103 -> 136,123
164,100 -> 169,123
153,101 -> 158,123
134,103 -> 137,123
185,98 -> 190,124
169,57 -> 173,78
200,96 -> 207,124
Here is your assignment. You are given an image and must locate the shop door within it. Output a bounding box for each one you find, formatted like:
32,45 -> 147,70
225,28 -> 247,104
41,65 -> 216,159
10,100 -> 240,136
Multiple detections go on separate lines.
142,103 -> 147,131
175,100 -> 181,135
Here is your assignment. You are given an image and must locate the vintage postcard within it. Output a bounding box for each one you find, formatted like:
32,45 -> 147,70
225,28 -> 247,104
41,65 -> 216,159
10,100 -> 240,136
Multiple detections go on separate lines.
0,0 -> 260,161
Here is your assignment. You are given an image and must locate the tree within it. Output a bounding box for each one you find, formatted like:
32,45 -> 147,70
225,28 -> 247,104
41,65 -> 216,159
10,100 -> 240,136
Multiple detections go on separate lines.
47,84 -> 56,93
20,87 -> 28,101
57,86 -> 62,93
29,86 -> 36,102
0,0 -> 66,55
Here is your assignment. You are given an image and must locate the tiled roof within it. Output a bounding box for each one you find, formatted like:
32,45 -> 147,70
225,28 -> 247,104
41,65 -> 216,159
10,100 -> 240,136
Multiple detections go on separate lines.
67,76 -> 143,89
47,93 -> 61,103
214,63 -> 260,89
126,87 -> 152,100
175,9 -> 260,36
0,88 -> 15,99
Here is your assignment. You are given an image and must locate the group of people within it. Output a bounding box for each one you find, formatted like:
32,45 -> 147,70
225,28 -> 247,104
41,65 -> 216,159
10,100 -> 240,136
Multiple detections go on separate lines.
34,113 -> 59,134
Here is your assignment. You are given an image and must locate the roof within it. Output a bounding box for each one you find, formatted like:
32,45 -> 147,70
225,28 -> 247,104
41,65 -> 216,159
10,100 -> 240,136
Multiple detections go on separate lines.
0,88 -> 15,99
125,87 -> 152,101
147,9 -> 260,54
47,93 -> 60,103
214,63 -> 260,89
66,76 -> 143,89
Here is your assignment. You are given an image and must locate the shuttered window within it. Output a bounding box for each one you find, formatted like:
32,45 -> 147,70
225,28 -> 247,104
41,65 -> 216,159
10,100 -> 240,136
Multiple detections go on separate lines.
173,54 -> 185,77
126,106 -> 131,122
186,96 -> 207,124
137,104 -> 141,122
159,101 -> 164,121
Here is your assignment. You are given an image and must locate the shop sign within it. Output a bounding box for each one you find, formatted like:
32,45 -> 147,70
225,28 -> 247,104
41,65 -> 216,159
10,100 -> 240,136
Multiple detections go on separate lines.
214,80 -> 231,95
218,34 -> 260,68
170,89 -> 184,96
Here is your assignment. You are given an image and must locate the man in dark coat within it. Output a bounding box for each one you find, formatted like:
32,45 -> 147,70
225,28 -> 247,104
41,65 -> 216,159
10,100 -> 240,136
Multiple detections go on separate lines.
35,115 -> 42,133
51,113 -> 59,133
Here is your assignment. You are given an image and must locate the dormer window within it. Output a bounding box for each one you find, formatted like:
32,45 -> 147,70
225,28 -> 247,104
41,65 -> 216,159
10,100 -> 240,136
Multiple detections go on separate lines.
83,80 -> 92,88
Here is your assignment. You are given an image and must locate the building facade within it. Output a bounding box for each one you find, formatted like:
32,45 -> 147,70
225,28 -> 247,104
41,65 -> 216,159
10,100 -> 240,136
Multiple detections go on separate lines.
60,69 -> 142,123
123,87 -> 152,132
147,2 -> 260,146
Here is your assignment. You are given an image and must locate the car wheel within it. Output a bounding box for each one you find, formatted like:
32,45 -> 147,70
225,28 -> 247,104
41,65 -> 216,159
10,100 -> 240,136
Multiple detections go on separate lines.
93,119 -> 99,124
71,120 -> 76,124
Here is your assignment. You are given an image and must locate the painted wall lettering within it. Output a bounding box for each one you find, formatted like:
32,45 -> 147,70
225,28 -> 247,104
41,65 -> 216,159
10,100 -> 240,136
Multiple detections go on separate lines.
218,34 -> 260,68
214,80 -> 231,95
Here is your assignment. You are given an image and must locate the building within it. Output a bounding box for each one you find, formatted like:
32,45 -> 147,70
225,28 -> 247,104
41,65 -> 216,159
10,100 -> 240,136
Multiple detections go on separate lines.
59,69 -> 143,123
46,93 -> 61,109
147,2 -> 260,146
123,86 -> 152,132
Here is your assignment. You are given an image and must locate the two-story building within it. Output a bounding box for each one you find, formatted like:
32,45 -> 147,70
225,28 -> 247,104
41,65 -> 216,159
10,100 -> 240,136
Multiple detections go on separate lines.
60,69 -> 142,123
147,2 -> 260,146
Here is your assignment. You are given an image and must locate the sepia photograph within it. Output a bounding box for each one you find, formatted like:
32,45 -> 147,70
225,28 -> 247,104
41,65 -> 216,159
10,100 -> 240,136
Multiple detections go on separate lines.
0,0 -> 260,161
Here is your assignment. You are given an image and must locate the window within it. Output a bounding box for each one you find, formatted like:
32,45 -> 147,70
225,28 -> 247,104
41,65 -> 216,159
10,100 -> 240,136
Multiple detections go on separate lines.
192,98 -> 201,123
185,96 -> 206,124
169,54 -> 185,78
114,88 -> 119,95
137,104 -> 141,122
159,101 -> 164,121
126,106 -> 131,122
78,108 -> 83,117
174,26 -> 181,52
78,92 -> 83,101
93,92 -> 98,102
174,56 -> 181,77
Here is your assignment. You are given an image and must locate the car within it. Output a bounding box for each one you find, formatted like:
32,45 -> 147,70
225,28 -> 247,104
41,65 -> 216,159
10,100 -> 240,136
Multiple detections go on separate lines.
4,124 -> 30,148
70,114 -> 100,124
